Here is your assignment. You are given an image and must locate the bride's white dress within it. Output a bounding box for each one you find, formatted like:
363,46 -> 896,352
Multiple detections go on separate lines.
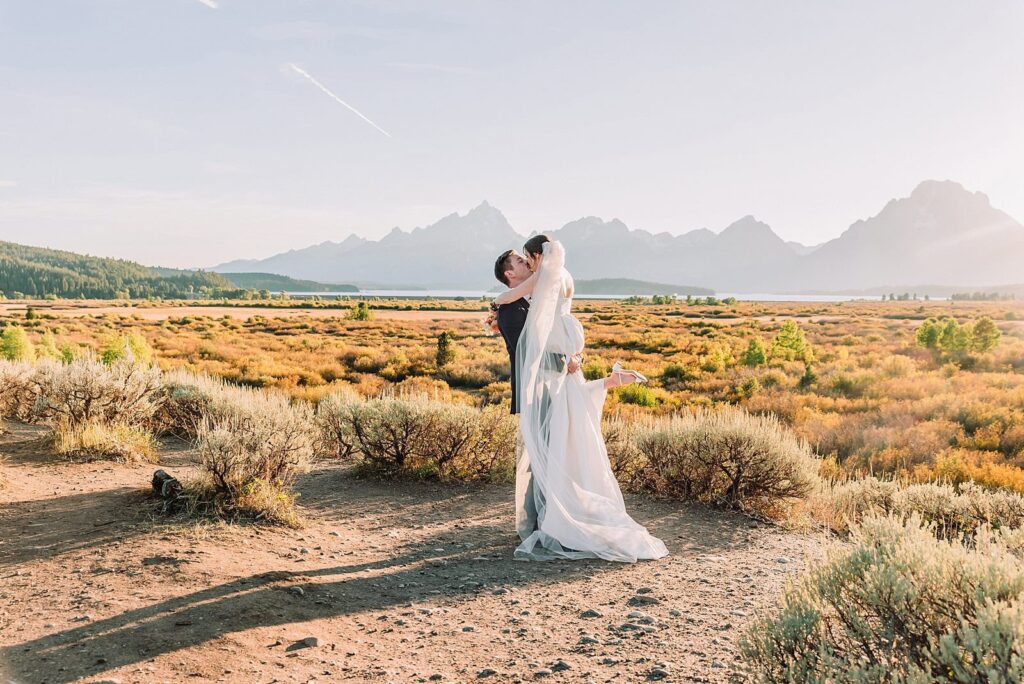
513,240 -> 669,563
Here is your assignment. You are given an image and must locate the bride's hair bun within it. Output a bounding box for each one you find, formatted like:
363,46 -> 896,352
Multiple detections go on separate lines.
523,234 -> 551,258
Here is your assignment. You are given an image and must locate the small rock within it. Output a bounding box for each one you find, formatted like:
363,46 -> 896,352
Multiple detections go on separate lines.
301,636 -> 319,648
534,668 -> 553,677
492,588 -> 509,595
668,609 -> 682,617
578,635 -> 600,645
429,676 -> 443,681
550,660 -> 571,673
627,596 -> 660,607
462,625 -> 475,632
329,531 -> 342,537
600,657 -> 619,665
477,668 -> 497,678
579,608 -> 602,618
776,557 -> 790,564
288,586 -> 305,597
636,587 -> 654,594
712,660 -> 726,669
647,668 -> 669,681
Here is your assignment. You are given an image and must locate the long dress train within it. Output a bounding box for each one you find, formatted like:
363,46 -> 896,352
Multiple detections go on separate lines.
513,240 -> 669,563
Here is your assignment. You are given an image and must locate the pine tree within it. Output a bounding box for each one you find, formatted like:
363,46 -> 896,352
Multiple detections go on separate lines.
971,316 -> 1001,352
741,337 -> 767,366
435,331 -> 456,367
771,321 -> 812,362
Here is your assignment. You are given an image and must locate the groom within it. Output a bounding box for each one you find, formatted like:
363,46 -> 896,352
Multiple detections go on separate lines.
493,249 -> 581,541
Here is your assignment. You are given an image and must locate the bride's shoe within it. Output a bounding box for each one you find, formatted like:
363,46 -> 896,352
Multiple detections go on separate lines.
612,362 -> 648,385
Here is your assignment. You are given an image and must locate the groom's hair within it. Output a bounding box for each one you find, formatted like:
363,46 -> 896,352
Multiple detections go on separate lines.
494,249 -> 514,286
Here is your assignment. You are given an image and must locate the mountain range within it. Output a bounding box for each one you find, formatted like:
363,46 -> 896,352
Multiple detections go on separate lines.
211,181 -> 1024,293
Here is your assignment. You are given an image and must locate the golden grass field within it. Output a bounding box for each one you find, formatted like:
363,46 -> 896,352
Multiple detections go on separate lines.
5,296 -> 1024,489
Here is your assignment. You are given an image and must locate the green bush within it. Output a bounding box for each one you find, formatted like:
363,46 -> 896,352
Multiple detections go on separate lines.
618,383 -> 659,407
0,325 -> 35,361
742,514 -> 1024,683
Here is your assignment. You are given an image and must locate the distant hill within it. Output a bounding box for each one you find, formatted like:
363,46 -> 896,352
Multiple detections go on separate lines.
217,272 -> 358,293
0,241 -> 230,299
210,180 -> 1024,293
573,278 -> 712,296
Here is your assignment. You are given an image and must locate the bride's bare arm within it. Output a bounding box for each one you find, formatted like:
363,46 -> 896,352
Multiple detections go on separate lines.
494,272 -> 538,305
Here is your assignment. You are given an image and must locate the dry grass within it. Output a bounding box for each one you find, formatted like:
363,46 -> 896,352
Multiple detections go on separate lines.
49,420 -> 157,464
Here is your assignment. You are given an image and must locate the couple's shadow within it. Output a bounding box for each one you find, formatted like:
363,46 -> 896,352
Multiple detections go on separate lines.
2,471 -> 615,683
4,464 -> 755,683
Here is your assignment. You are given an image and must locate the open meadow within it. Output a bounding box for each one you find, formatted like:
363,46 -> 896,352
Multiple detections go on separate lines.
4,296 -> 1024,682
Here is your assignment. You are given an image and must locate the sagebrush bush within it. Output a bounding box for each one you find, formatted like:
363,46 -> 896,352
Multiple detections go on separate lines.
741,514 -> 1024,683
0,360 -> 37,421
31,357 -> 163,429
321,393 -> 516,482
814,476 -> 1024,539
191,388 -> 315,525
630,408 -> 821,519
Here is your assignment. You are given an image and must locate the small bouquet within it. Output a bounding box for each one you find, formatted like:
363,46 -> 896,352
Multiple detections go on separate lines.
483,301 -> 500,335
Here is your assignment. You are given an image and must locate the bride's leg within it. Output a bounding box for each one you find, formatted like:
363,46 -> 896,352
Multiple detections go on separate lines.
603,371 -> 638,390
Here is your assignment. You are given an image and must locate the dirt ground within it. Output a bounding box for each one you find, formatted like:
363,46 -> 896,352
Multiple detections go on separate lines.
0,421 -> 824,684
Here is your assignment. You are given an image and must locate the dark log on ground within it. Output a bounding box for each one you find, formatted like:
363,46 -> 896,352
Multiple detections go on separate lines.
152,469 -> 182,498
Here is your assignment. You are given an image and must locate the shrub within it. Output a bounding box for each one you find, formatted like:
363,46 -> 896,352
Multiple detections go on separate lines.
330,394 -> 517,482
741,514 -> 1024,683
31,357 -> 163,429
314,389 -> 361,459
814,476 -> 1024,539
583,359 -> 610,381
100,331 -> 154,365
618,383 -> 659,407
50,420 -> 157,464
346,302 -> 372,321
631,408 -> 820,519
0,360 -> 37,421
0,325 -> 36,361
191,389 -> 315,525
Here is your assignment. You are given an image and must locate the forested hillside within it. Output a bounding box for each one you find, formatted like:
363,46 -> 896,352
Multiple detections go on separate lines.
0,241 -> 230,299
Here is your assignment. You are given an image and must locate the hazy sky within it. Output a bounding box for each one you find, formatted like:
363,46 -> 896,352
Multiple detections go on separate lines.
1,1 -> 1022,268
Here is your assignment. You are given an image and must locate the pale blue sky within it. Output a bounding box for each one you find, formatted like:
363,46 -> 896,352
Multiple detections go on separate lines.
0,1 -> 1021,267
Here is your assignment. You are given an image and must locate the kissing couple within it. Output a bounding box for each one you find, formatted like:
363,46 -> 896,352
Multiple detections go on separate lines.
491,235 -> 669,563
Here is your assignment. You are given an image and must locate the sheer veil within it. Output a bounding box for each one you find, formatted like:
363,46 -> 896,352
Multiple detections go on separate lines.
513,239 -> 574,558
512,239 -> 669,563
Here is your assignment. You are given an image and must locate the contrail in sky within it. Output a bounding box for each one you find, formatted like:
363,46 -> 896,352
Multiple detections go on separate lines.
287,63 -> 392,138
193,0 -> 218,8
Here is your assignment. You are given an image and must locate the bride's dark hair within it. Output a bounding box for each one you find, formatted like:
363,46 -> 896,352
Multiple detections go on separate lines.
523,234 -> 551,258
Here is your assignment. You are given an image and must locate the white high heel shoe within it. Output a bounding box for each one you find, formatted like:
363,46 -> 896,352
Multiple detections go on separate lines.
612,362 -> 649,385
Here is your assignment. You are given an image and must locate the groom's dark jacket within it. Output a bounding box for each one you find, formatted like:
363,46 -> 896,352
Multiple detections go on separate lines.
497,297 -> 529,414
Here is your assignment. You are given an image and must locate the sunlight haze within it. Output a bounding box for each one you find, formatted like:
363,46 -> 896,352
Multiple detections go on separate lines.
0,1 -> 1021,267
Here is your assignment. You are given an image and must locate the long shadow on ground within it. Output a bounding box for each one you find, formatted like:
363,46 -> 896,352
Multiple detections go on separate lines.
3,455 -> 760,682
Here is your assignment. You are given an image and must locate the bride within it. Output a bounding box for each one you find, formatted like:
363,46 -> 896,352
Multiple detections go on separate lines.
493,235 -> 669,563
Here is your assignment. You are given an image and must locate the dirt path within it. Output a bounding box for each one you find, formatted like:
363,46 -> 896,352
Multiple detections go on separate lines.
0,422 -> 823,683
